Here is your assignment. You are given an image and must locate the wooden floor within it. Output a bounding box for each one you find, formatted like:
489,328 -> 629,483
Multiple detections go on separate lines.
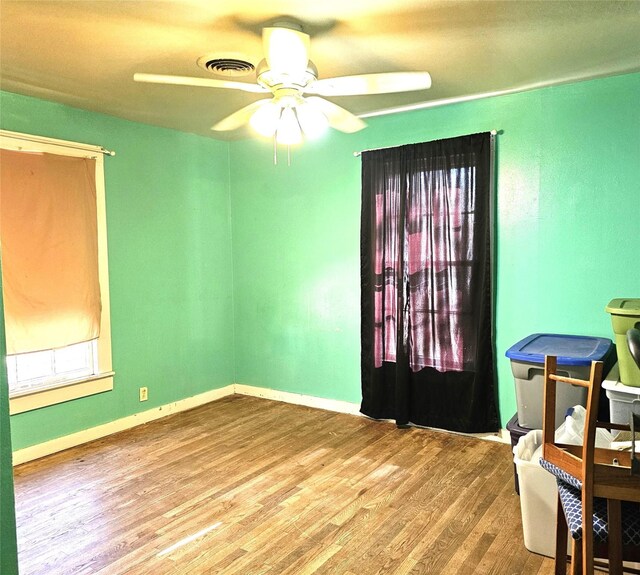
13,395 -> 555,575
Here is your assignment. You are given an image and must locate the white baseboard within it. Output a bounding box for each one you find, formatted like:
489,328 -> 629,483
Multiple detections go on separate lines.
13,383 -> 508,465
497,428 -> 511,443
234,384 -> 363,416
235,385 -> 509,443
12,385 -> 235,465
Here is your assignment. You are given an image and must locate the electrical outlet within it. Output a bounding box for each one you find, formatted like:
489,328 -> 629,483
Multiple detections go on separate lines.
139,387 -> 148,402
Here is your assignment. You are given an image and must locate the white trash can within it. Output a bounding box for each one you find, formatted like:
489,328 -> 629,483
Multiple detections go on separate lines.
513,429 -> 570,558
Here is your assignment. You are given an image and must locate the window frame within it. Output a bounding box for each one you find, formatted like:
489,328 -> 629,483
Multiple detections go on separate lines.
0,130 -> 114,415
7,339 -> 99,396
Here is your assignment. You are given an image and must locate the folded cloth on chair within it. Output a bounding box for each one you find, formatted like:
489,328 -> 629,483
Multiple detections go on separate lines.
539,458 -> 582,490
553,479 -> 640,545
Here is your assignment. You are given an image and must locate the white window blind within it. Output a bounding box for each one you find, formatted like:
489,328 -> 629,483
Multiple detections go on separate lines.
0,149 -> 102,354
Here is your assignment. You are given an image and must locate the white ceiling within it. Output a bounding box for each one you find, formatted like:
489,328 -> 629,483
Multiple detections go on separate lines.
1,0 -> 639,140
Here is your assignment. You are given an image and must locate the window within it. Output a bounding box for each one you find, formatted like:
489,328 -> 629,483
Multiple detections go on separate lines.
370,160 -> 479,373
7,340 -> 98,396
0,130 -> 114,414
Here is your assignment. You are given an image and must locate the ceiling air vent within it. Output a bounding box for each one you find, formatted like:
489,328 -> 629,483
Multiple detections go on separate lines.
197,56 -> 255,78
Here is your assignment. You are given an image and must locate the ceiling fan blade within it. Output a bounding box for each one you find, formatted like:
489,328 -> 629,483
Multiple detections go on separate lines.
308,72 -> 432,96
306,97 -> 366,133
212,100 -> 272,131
134,73 -> 267,94
263,25 -> 309,78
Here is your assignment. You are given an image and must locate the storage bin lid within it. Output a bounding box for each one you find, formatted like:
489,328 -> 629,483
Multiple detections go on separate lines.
505,333 -> 613,366
605,298 -> 640,316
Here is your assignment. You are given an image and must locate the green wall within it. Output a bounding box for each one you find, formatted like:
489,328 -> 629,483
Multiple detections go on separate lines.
229,72 -> 640,424
0,274 -> 18,575
0,92 -> 236,451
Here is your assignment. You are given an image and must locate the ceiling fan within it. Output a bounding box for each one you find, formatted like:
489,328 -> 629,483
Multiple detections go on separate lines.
134,22 -> 432,145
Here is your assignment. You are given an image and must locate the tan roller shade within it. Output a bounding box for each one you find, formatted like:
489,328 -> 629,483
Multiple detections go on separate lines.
0,149 -> 101,355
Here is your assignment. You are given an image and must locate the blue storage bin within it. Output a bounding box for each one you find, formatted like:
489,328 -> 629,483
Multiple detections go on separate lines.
505,333 -> 614,429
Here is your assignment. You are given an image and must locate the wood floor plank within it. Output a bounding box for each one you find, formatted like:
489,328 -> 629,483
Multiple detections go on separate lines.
13,395 -> 555,574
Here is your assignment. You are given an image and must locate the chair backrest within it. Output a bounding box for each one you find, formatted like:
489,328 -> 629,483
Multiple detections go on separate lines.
542,355 -> 640,574
542,355 -> 603,489
542,355 -> 640,501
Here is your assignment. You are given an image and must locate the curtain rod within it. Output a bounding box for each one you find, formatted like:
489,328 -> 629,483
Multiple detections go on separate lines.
0,129 -> 116,156
353,129 -> 499,157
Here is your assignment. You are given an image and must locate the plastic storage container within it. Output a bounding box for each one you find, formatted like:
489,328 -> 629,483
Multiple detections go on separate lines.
602,363 -> 640,424
513,429 -> 570,558
605,298 -> 640,387
506,333 -> 614,429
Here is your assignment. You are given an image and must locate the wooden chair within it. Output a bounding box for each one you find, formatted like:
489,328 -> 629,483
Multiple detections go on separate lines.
540,355 -> 640,575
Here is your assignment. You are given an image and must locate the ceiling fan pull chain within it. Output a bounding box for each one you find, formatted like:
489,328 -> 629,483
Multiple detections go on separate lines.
273,134 -> 278,165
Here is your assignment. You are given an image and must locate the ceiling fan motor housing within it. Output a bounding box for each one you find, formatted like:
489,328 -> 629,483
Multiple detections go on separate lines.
255,58 -> 318,92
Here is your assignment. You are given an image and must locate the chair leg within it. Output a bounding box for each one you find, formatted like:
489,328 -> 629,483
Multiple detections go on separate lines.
571,538 -> 582,575
607,499 -> 623,575
582,493 -> 594,575
556,495 -> 569,575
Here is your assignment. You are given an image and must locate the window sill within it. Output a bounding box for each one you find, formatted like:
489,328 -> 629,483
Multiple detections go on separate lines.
9,372 -> 114,415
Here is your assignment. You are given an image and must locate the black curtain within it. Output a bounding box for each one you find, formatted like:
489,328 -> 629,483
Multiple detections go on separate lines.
360,132 -> 499,432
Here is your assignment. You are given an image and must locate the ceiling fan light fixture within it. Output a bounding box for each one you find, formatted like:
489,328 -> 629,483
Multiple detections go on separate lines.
249,101 -> 281,137
276,106 -> 303,146
296,101 -> 328,139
